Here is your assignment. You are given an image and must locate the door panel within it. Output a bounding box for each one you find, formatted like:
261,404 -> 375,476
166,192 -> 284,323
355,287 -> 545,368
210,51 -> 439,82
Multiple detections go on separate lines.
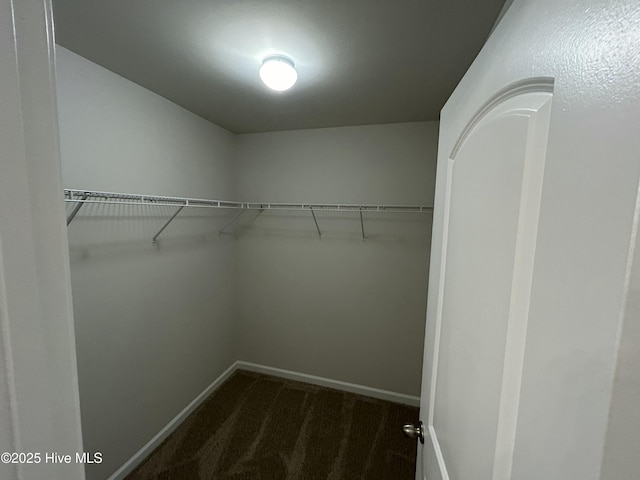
422,84 -> 553,480
435,113 -> 528,479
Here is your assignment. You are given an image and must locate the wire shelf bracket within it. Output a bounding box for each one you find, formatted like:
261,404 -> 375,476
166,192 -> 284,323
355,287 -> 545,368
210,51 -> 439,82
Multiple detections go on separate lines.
152,206 -> 185,245
218,209 -> 245,235
66,193 -> 88,225
310,207 -> 321,238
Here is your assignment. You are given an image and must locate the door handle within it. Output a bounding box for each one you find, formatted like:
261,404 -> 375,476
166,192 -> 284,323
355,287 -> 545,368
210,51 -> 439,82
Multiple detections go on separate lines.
402,421 -> 425,444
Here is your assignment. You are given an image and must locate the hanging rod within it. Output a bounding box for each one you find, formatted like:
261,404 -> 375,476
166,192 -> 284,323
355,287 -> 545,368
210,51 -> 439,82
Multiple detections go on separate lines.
64,188 -> 433,243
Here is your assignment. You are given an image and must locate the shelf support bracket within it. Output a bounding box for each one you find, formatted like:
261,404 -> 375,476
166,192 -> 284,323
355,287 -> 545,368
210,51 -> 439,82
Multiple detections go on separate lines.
66,194 -> 88,226
310,208 -> 321,238
359,208 -> 366,241
219,209 -> 244,235
152,205 -> 185,245
247,208 -> 264,228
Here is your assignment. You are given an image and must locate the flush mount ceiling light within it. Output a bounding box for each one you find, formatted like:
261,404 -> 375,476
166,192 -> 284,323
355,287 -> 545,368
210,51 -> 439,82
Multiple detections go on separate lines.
259,55 -> 297,91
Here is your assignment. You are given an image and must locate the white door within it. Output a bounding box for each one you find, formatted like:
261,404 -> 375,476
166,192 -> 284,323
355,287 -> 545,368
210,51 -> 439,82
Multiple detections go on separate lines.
415,1 -> 640,478
416,80 -> 553,480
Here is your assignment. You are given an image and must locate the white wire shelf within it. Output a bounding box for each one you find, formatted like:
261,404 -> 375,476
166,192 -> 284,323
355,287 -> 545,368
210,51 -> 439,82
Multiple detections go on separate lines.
64,188 -> 433,243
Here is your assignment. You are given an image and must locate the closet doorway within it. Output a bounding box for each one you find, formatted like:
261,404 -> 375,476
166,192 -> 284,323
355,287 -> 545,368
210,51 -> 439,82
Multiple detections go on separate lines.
51,1 -> 504,479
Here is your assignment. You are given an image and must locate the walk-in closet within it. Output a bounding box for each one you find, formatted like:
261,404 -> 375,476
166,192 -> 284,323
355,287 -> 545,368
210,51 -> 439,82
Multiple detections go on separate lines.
4,0 -> 640,480
57,38 -> 438,477
51,0 -> 460,473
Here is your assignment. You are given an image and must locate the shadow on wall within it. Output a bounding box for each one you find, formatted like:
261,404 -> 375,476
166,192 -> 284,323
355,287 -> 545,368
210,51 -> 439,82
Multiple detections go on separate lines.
231,210 -> 433,242
66,203 -> 235,262
66,203 -> 433,262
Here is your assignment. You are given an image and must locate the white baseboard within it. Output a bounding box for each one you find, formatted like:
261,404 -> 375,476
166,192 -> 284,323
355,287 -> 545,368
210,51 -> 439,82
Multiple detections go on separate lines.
236,361 -> 420,407
108,360 -> 419,479
106,362 -> 237,480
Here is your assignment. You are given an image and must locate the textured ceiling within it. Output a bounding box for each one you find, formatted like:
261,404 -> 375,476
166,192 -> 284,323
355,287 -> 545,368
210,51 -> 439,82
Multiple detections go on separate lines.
52,0 -> 506,134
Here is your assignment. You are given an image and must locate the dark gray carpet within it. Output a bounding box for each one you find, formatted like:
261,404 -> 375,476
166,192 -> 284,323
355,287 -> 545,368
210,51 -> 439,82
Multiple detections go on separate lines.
126,370 -> 419,480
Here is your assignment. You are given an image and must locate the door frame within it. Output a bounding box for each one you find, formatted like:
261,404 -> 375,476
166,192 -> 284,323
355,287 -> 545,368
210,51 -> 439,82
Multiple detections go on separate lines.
0,0 -> 84,478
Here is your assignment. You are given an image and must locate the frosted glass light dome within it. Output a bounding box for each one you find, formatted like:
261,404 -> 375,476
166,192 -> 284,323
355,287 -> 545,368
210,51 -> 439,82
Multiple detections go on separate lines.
259,56 -> 297,91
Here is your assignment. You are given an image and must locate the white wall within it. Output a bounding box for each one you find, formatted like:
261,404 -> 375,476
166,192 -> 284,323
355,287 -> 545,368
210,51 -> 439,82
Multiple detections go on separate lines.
56,46 -> 237,480
234,123 -> 438,396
